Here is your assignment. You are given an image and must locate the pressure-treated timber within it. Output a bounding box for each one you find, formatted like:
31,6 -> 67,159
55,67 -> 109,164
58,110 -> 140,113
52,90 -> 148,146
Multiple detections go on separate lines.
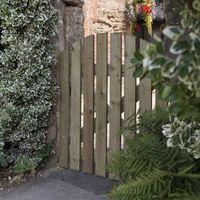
58,33 -> 167,179
69,40 -> 82,171
95,33 -> 108,177
59,46 -> 70,168
109,33 -> 122,170
124,34 -> 136,146
82,35 -> 95,174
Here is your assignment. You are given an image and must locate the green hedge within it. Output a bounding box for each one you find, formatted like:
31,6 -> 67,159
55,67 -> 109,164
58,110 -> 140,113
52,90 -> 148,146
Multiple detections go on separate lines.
0,0 -> 58,173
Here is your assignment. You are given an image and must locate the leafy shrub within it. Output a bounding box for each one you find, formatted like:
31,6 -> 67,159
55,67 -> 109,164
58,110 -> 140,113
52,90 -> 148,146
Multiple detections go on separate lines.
109,109 -> 200,200
132,0 -> 200,158
163,118 -> 200,159
0,1 -> 58,173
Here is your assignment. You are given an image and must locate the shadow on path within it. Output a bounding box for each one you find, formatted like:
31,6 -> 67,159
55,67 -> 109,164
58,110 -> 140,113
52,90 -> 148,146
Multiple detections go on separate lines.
0,168 -> 118,200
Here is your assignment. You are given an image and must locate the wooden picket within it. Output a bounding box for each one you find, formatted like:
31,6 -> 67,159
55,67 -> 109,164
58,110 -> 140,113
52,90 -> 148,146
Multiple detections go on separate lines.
124,34 -> 136,145
139,39 -> 152,115
95,33 -> 108,177
82,35 -> 95,174
109,33 -> 122,178
59,46 -> 70,168
58,32 -> 168,178
69,40 -> 81,171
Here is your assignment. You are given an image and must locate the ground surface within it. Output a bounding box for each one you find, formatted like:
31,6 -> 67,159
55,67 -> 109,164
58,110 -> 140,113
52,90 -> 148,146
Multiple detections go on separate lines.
0,168 -> 117,200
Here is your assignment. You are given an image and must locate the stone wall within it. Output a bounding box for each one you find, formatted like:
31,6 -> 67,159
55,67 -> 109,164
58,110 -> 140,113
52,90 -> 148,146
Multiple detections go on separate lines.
56,0 -> 127,45
84,0 -> 126,36
56,0 -> 167,46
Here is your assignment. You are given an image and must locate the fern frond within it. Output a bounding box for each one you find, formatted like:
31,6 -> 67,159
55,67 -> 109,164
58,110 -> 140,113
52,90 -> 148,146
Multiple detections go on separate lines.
121,108 -> 170,137
109,134 -> 168,181
109,109 -> 200,200
168,192 -> 200,200
110,169 -> 171,200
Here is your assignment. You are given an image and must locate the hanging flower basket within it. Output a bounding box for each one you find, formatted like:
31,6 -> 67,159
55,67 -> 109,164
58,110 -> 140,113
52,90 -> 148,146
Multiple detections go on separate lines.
126,0 -> 164,35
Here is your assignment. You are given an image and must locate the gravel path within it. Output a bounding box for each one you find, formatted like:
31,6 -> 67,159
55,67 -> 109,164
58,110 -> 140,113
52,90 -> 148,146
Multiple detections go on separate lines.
0,169 -> 118,200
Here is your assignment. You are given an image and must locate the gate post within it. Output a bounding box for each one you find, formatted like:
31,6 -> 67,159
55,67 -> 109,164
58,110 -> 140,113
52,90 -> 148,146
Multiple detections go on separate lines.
58,45 -> 70,168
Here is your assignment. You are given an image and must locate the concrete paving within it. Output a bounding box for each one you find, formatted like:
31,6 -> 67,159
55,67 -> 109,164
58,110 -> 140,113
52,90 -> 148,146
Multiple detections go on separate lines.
0,169 -> 118,200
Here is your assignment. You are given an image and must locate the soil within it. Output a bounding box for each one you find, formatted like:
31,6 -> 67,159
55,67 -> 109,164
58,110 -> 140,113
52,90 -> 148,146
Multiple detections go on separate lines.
0,169 -> 36,191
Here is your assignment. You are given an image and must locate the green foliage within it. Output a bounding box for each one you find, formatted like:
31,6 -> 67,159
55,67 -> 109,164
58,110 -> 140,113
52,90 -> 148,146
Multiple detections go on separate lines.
120,107 -> 169,139
109,109 -> 200,200
133,2 -> 200,118
13,155 -> 38,174
0,1 -> 58,172
138,107 -> 170,134
13,143 -> 53,174
132,1 -> 200,158
163,118 -> 200,159
0,155 -> 7,168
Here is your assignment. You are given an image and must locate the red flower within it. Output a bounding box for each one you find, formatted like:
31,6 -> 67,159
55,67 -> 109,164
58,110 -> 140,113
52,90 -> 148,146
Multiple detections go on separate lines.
142,5 -> 152,14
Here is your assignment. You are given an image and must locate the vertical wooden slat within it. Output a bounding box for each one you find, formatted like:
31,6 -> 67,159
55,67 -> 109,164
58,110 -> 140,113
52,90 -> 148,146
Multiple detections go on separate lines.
109,33 -> 122,173
70,41 -> 82,171
124,34 -> 136,145
95,33 -> 108,177
139,39 -> 152,115
156,91 -> 168,108
59,46 -> 70,168
83,35 -> 94,174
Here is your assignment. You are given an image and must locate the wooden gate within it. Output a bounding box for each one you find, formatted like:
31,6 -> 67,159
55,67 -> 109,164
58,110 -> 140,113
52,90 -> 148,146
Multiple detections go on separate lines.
58,33 -> 167,178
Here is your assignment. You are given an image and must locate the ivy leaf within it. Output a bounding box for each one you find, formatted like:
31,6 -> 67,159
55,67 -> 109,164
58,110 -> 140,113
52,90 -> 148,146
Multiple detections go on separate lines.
150,57 -> 167,70
155,41 -> 164,54
161,85 -> 172,99
131,52 -> 144,66
163,26 -> 180,40
170,41 -> 190,54
133,66 -> 144,77
143,57 -> 152,68
146,45 -> 157,57
169,102 -> 182,115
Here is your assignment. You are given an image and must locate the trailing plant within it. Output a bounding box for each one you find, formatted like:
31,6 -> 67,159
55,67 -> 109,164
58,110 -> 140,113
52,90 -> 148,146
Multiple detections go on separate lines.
109,109 -> 200,200
126,0 -> 162,35
0,1 -> 58,173
132,0 -> 200,158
